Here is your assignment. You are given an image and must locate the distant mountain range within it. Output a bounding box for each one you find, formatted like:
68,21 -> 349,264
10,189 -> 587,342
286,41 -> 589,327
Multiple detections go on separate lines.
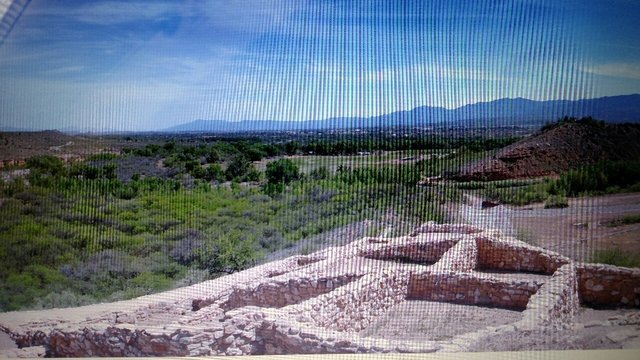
164,94 -> 640,132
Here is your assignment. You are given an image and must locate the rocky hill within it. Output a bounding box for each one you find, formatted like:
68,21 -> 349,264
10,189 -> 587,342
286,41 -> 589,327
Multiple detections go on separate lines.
454,121 -> 640,181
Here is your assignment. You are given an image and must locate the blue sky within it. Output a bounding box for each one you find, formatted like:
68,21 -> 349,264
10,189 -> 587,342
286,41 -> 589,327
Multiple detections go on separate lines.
0,0 -> 639,131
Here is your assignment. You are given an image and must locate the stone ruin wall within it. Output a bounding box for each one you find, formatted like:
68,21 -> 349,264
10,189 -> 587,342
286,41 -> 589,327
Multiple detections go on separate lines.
1,223 -> 639,357
517,263 -> 580,329
222,274 -> 361,311
475,236 -> 568,274
288,271 -> 411,333
360,235 -> 457,264
577,264 -> 640,308
433,237 -> 478,272
407,273 -> 540,310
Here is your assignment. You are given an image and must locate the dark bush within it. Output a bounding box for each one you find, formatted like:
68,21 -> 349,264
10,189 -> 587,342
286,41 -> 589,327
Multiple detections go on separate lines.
265,159 -> 300,185
170,230 -> 205,265
72,250 -> 142,281
224,154 -> 253,181
309,166 -> 330,180
26,155 -> 66,177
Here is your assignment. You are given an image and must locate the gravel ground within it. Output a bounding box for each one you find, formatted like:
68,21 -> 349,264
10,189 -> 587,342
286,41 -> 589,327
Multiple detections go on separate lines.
469,307 -> 640,352
0,332 -> 16,350
360,300 -> 523,341
454,192 -> 640,262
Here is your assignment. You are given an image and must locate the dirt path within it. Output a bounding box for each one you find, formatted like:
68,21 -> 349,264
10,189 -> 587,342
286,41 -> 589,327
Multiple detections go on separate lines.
455,193 -> 517,236
510,193 -> 640,261
471,307 -> 640,351
0,332 -> 16,350
453,192 -> 640,262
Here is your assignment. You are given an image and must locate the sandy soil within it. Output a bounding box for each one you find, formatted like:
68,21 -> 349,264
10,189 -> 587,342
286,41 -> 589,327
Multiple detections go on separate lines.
0,332 -> 16,350
471,307 -> 640,351
510,193 -> 640,261
361,300 -> 523,341
455,193 -> 640,262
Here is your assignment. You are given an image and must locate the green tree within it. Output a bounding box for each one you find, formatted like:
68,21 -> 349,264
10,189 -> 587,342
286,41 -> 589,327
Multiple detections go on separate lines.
224,154 -> 253,181
284,141 -> 299,155
265,159 -> 300,185
204,164 -> 225,182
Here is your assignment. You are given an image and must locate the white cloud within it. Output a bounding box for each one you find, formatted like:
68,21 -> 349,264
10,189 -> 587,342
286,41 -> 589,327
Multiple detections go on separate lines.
30,1 -> 179,25
584,63 -> 640,80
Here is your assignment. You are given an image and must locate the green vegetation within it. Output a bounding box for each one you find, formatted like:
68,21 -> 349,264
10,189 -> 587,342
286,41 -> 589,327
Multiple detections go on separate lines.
558,160 -> 640,196
591,248 -> 640,268
543,195 -> 569,209
606,214 -> 640,227
2,134 -> 499,311
477,160 -> 640,206
540,116 -> 605,132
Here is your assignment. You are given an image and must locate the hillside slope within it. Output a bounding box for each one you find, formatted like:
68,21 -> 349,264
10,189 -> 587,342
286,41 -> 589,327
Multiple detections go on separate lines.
455,121 -> 640,180
0,131 -> 110,164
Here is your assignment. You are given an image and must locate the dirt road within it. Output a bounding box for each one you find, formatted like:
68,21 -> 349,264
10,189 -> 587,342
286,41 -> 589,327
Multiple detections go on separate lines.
453,192 -> 640,262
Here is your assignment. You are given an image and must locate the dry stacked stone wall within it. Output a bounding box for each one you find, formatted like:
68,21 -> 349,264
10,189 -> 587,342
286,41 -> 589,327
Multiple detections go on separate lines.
577,264 -> 640,308
408,273 -> 540,310
476,236 -> 569,274
1,222 -> 638,357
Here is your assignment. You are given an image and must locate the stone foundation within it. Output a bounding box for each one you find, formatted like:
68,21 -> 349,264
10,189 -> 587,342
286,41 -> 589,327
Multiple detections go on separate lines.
518,263 -> 580,329
476,236 -> 569,274
1,222 -> 637,356
359,233 -> 459,264
407,272 -> 539,310
289,271 -> 411,333
577,264 -> 640,308
223,274 -> 361,310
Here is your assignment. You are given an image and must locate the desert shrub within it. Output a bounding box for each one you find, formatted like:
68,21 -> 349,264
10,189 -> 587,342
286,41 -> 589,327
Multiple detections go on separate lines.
173,268 -> 210,287
245,167 -> 262,182
170,230 -> 205,265
308,186 -> 336,203
558,160 -> 640,196
129,272 -> 172,295
31,290 -> 95,310
72,250 -> 142,281
1,273 -> 47,311
26,155 -> 66,177
455,181 -> 486,190
224,154 -> 253,181
606,214 -> 640,227
196,231 -> 259,275
257,227 -> 286,251
87,153 -> 118,161
485,184 -> 548,206
591,248 -> 640,268
1,177 -> 27,197
284,141 -> 299,155
204,164 -> 225,182
544,195 -> 569,209
335,165 -> 420,186
265,159 -> 300,185
0,265 -> 68,311
112,184 -> 138,199
309,166 -> 330,180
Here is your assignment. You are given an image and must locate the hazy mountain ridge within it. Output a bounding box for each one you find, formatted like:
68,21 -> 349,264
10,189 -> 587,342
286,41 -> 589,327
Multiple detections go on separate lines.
165,94 -> 640,132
